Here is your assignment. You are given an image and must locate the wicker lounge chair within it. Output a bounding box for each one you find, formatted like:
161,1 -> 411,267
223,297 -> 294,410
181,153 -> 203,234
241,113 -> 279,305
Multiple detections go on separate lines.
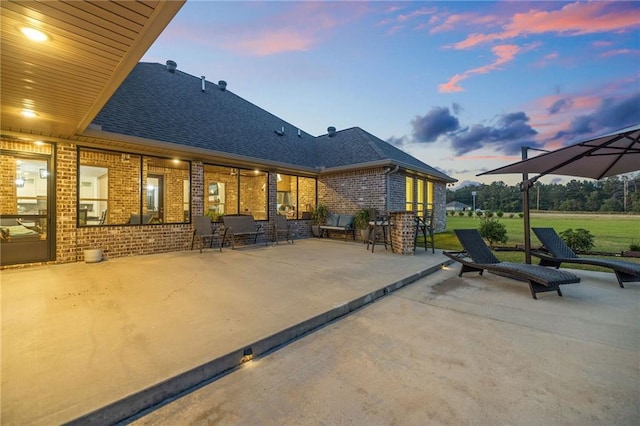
444,229 -> 580,299
532,227 -> 640,288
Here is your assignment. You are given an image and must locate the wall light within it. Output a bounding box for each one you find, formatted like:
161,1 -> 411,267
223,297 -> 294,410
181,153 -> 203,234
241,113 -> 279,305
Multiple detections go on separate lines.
15,177 -> 25,188
21,27 -> 48,42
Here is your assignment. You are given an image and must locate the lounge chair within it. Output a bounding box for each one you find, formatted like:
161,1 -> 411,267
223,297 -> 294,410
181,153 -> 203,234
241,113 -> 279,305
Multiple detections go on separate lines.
444,229 -> 580,299
532,227 -> 640,288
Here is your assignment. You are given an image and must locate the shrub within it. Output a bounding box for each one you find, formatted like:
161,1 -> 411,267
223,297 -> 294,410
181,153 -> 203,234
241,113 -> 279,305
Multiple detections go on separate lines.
559,228 -> 594,252
467,210 -> 474,217
486,211 -> 494,218
629,243 -> 640,251
518,212 -> 524,218
479,217 -> 507,247
496,210 -> 504,218
458,211 -> 465,217
508,213 -> 515,219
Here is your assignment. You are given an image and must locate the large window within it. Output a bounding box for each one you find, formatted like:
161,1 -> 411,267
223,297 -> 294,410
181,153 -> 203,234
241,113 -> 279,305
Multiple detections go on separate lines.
78,148 -> 190,225
276,174 -> 316,219
416,178 -> 434,216
203,165 -> 269,221
405,176 -> 414,211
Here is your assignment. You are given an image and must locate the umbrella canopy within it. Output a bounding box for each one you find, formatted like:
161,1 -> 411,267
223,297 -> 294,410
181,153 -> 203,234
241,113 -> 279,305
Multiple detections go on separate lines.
480,124 -> 640,180
477,123 -> 640,264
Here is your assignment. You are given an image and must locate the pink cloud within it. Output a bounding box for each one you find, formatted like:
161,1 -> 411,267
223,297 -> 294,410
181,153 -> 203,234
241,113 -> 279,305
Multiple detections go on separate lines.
600,48 -> 640,58
223,1 -> 370,56
439,44 -> 520,92
234,29 -> 316,56
431,13 -> 498,35
453,1 -> 640,50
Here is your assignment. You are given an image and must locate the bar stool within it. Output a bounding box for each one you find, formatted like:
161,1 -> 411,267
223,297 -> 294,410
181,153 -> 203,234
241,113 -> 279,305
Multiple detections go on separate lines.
366,209 -> 393,253
414,208 -> 435,253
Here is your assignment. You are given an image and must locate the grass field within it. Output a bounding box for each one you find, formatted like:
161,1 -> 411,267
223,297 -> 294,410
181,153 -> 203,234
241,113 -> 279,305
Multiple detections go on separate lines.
433,213 -> 640,268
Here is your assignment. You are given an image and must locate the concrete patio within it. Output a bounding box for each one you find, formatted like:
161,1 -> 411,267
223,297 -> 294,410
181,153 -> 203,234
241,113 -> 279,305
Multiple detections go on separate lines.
1,239 -> 448,425
1,239 -> 638,425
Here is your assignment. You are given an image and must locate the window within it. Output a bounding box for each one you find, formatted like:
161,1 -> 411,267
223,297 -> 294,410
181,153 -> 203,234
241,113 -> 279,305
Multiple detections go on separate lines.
239,169 -> 268,220
276,174 -> 317,219
203,165 -> 268,220
405,176 -> 414,211
416,178 -> 434,216
78,148 -> 190,225
417,179 -> 425,215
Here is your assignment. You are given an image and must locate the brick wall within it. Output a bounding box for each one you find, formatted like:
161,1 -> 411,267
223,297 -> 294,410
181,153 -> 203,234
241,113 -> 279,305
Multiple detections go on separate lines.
56,143 -> 78,263
319,167 -> 387,214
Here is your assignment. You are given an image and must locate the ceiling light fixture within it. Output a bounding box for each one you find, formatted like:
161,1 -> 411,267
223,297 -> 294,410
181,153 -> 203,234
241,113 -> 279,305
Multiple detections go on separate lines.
21,109 -> 38,118
21,27 -> 48,42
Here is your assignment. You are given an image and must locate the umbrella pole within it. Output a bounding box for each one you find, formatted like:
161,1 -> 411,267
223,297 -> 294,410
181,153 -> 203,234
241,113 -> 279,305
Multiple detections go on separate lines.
522,184 -> 532,264
521,147 -> 532,264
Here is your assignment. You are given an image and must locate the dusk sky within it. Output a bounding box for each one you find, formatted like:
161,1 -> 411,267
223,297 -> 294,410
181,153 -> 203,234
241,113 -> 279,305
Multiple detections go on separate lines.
141,1 -> 640,187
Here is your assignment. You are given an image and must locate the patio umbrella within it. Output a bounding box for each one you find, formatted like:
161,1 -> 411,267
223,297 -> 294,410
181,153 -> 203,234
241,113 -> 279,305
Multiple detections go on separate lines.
479,123 -> 640,263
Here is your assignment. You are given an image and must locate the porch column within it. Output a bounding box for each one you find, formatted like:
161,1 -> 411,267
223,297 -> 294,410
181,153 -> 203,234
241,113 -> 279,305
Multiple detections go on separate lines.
389,211 -> 415,255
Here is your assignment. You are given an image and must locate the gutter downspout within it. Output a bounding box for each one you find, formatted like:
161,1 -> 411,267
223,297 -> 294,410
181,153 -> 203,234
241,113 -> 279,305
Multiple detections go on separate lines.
384,165 -> 400,213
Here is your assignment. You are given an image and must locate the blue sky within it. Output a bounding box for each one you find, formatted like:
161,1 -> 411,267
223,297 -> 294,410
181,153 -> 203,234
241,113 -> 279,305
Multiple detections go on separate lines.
142,1 -> 640,187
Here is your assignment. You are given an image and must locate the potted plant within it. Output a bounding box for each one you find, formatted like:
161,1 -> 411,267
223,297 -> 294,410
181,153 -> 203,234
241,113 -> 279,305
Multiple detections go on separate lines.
353,208 -> 371,241
311,203 -> 329,237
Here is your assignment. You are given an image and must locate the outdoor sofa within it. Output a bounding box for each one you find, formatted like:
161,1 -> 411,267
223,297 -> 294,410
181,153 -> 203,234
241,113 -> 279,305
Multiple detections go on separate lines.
221,214 -> 266,250
319,213 -> 356,241
444,229 -> 581,299
532,227 -> 640,288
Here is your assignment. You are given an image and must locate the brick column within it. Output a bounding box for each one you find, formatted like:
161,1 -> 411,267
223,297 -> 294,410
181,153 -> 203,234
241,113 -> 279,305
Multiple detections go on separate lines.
389,211 -> 415,255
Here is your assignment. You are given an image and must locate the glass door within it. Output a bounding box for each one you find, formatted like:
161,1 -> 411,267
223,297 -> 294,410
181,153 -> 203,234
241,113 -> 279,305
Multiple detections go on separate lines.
0,153 -> 53,265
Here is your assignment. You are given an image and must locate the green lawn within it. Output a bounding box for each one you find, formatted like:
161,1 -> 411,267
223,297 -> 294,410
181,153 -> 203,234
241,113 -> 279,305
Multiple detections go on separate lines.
432,213 -> 640,268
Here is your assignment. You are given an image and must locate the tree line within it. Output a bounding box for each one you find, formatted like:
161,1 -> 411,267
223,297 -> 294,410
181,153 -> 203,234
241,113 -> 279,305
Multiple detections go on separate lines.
447,174 -> 640,213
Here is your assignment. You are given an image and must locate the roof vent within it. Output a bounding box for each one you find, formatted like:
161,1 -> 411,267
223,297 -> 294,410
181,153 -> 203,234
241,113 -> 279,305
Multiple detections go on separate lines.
166,60 -> 177,73
327,126 -> 337,137
201,76 -> 206,92
218,80 -> 227,91
275,126 -> 285,136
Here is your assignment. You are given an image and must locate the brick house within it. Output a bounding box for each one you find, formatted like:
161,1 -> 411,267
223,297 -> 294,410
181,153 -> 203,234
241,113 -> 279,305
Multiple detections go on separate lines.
0,2 -> 455,267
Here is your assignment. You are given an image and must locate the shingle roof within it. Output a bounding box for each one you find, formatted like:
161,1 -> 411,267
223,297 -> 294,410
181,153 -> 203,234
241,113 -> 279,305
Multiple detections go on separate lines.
93,62 -> 455,182
315,127 -> 455,181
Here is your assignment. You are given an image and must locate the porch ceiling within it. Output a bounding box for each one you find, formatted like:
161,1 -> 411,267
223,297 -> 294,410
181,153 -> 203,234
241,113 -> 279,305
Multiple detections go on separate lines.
0,0 -> 184,139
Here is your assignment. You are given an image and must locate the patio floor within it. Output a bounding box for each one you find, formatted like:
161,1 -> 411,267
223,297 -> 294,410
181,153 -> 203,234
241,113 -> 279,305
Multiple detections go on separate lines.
1,239 -> 638,425
1,239 -> 450,425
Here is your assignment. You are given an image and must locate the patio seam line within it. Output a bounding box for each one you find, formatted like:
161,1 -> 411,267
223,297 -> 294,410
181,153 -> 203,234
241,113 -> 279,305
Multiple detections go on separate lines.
65,259 -> 453,426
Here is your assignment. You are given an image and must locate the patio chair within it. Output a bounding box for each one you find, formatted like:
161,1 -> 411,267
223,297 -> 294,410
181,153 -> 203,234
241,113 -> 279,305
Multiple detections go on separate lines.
444,229 -> 580,299
366,208 -> 392,253
191,215 -> 219,253
414,207 -> 435,253
273,214 -> 293,244
532,227 -> 640,288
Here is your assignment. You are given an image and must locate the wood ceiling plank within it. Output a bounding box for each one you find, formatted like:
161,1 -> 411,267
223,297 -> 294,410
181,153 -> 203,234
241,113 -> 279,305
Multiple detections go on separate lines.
0,5 -> 133,53
86,1 -> 155,26
112,1 -> 157,18
60,1 -> 145,34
